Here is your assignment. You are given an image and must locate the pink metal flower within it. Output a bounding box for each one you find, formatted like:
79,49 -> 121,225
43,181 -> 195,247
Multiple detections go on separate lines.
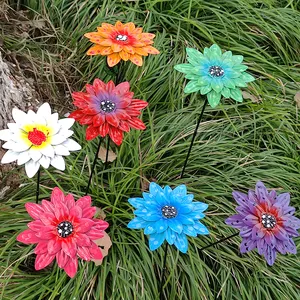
17,187 -> 109,277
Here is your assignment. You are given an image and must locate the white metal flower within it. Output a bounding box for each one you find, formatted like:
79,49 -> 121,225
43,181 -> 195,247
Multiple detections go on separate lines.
0,103 -> 81,178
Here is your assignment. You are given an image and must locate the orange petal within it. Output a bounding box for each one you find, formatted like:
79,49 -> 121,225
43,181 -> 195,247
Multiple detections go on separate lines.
86,45 -> 106,56
123,22 -> 135,32
141,33 -> 155,40
115,21 -> 124,30
101,23 -> 114,30
111,43 -> 123,52
96,27 -> 112,37
134,47 -> 149,56
107,53 -> 122,67
98,39 -> 113,46
119,50 -> 130,61
100,47 -> 113,55
134,28 -> 143,34
144,46 -> 160,55
84,33 -> 106,44
123,45 -> 135,54
129,54 -> 143,66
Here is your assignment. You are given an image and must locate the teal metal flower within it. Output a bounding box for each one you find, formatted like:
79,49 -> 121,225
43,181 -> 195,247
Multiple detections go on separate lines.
127,182 -> 209,253
174,44 -> 255,108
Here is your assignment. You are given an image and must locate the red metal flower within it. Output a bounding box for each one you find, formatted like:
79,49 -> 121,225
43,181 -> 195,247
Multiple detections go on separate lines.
69,79 -> 148,145
17,188 -> 109,278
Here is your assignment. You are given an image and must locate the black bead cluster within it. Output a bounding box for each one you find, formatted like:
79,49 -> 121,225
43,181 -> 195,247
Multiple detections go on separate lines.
161,205 -> 178,219
261,213 -> 277,229
209,65 -> 224,77
57,221 -> 73,238
100,100 -> 116,113
116,34 -> 128,41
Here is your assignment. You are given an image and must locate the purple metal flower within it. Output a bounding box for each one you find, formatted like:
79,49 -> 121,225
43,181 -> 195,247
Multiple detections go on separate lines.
225,181 -> 300,265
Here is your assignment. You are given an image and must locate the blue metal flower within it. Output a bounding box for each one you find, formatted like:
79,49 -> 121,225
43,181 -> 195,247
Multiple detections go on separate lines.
127,182 -> 209,253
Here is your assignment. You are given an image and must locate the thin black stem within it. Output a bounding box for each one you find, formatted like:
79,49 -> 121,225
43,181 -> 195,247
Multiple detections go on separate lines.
85,138 -> 102,196
180,98 -> 208,179
104,136 -> 110,170
115,61 -> 123,85
159,243 -> 169,300
199,232 -> 239,252
35,169 -> 41,204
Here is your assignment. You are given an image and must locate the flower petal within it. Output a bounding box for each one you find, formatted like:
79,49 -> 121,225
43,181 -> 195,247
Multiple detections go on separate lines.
35,253 -> 55,270
17,229 -> 40,244
149,233 -> 165,251
63,257 -> 78,278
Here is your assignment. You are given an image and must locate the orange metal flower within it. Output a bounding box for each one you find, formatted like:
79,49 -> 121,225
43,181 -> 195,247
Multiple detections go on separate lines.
84,21 -> 160,67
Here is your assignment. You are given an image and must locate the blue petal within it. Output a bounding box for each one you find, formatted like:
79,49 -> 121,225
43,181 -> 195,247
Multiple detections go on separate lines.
144,224 -> 157,234
142,192 -> 156,206
127,217 -> 148,229
177,203 -> 194,214
193,202 -> 208,212
182,225 -> 197,237
173,185 -> 187,197
155,219 -> 168,233
174,234 -> 188,253
128,197 -> 144,209
164,186 -> 172,198
149,233 -> 166,251
168,218 -> 183,234
149,182 -> 163,196
189,212 -> 206,219
177,215 -> 195,225
134,209 -> 161,221
154,191 -> 170,206
165,228 -> 176,245
194,221 -> 209,235
182,194 -> 194,203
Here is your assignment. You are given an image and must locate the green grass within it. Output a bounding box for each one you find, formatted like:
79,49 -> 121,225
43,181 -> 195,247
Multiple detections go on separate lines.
1,0 -> 300,299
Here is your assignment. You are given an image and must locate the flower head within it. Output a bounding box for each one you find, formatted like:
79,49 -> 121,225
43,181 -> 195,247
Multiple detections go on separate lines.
127,182 -> 209,253
225,181 -> 300,265
85,21 -> 160,67
17,187 -> 109,277
69,79 -> 148,145
174,44 -> 255,108
0,103 -> 81,178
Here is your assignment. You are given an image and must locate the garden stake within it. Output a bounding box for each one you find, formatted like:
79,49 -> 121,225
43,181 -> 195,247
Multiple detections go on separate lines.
159,97 -> 209,299
35,169 -> 41,204
199,232 -> 239,252
85,138 -> 102,195
104,136 -> 111,170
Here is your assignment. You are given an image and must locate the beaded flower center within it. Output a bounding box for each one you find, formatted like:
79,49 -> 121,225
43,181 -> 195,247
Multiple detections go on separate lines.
261,213 -> 277,229
161,205 -> 178,219
209,65 -> 224,77
57,221 -> 73,238
27,128 -> 47,145
115,34 -> 128,42
100,100 -> 116,113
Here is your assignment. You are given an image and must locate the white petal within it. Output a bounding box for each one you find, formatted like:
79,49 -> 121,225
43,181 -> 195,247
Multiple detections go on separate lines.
0,129 -> 13,141
12,140 -> 31,152
39,144 -> 55,158
12,108 -> 27,124
17,151 -> 31,165
2,141 -> 16,149
50,155 -> 65,171
1,150 -> 19,163
37,103 -> 52,119
32,113 -> 47,125
7,123 -> 19,133
63,139 -> 81,151
47,113 -> 60,135
27,110 -> 36,121
51,134 -> 68,145
29,148 -> 42,162
53,145 -> 70,156
25,160 -> 41,178
39,155 -> 50,169
57,129 -> 74,139
58,118 -> 75,130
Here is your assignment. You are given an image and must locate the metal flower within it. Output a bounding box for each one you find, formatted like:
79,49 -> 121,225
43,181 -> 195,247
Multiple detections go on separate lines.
174,44 -> 255,107
127,182 -> 209,253
225,181 -> 300,265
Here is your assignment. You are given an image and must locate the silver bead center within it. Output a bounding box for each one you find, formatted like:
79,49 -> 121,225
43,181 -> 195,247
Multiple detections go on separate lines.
261,213 -> 276,229
209,65 -> 224,77
57,221 -> 73,238
116,34 -> 128,41
161,205 -> 177,219
100,100 -> 116,113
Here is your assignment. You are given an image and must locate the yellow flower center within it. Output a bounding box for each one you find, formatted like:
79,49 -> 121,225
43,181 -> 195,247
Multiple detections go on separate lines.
21,124 -> 53,149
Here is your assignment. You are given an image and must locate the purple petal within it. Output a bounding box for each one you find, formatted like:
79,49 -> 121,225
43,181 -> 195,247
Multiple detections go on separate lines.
284,226 -> 299,237
275,240 -> 287,254
251,224 -> 265,240
274,192 -> 290,209
257,238 -> 267,255
243,214 -> 259,226
240,226 -> 252,238
264,245 -> 277,266
225,214 -> 244,228
282,206 -> 295,217
232,191 -> 248,206
283,216 -> 300,230
264,232 -> 276,248
268,190 -> 277,204
285,239 -> 297,254
240,238 -> 256,253
255,181 -> 269,204
273,226 -> 289,241
236,206 -> 251,217
248,190 -> 258,206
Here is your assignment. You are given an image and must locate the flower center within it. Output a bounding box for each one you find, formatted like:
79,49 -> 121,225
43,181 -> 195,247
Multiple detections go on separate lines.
208,65 -> 224,77
261,213 -> 276,229
100,100 -> 116,113
57,221 -> 73,238
27,128 -> 47,145
116,34 -> 128,41
161,205 -> 177,219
